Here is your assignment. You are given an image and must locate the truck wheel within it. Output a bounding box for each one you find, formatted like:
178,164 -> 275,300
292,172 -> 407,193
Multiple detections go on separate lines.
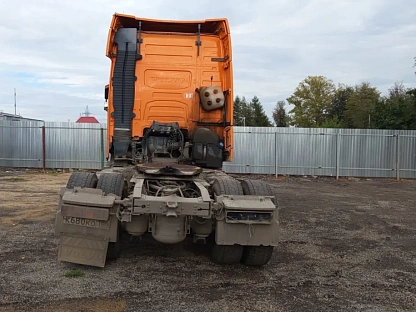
240,179 -> 276,266
212,177 -> 244,196
97,173 -> 124,262
96,173 -> 125,197
241,246 -> 274,266
66,172 -> 98,189
210,244 -> 244,265
240,179 -> 277,205
210,177 -> 244,264
106,240 -> 121,261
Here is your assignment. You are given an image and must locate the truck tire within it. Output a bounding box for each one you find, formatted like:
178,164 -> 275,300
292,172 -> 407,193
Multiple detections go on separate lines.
97,173 -> 124,262
96,173 -> 124,197
106,239 -> 121,261
240,179 -> 277,205
240,179 -> 276,266
211,177 -> 244,196
66,172 -> 98,189
210,177 -> 244,264
210,244 -> 244,265
241,246 -> 274,266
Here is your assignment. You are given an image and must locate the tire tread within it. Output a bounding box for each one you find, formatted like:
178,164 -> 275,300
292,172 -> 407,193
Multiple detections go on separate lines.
241,246 -> 274,266
96,173 -> 124,197
210,244 -> 244,265
212,177 -> 243,196
66,172 -> 98,189
241,179 -> 277,205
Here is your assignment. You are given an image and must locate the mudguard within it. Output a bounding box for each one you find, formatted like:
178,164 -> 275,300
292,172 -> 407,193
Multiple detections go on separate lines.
214,195 -> 279,246
55,188 -> 119,267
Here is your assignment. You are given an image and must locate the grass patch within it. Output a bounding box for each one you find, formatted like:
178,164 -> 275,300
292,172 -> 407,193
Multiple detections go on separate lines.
9,177 -> 25,182
64,269 -> 85,278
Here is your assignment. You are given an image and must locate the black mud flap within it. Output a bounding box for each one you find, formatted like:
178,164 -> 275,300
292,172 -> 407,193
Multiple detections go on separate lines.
58,234 -> 109,268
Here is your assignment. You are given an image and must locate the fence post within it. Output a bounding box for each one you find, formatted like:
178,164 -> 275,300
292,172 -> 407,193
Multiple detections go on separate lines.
100,128 -> 104,169
396,134 -> 400,181
275,131 -> 278,178
41,125 -> 46,171
336,133 -> 340,180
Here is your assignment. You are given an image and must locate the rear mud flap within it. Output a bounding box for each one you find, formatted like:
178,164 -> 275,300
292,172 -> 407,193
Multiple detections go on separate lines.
215,220 -> 279,246
214,195 -> 279,246
58,234 -> 109,268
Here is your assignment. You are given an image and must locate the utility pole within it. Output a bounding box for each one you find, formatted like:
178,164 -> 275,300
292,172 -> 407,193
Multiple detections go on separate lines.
241,116 -> 246,127
14,88 -> 16,115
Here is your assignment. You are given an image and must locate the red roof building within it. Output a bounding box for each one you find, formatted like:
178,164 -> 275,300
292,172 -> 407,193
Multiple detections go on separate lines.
76,116 -> 99,123
75,106 -> 99,123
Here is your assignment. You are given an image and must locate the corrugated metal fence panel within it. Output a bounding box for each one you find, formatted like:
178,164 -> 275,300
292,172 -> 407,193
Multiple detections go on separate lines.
0,120 -> 44,168
223,127 -> 416,178
275,128 -> 337,176
226,127 -> 276,174
224,127 -> 339,176
338,129 -> 397,178
1,121 -> 415,178
398,132 -> 416,179
45,122 -> 106,169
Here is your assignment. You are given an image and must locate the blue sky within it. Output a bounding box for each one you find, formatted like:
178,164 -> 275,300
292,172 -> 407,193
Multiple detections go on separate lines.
0,0 -> 415,123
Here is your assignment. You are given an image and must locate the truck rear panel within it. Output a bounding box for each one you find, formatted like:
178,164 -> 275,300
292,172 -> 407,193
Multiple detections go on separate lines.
105,14 -> 234,160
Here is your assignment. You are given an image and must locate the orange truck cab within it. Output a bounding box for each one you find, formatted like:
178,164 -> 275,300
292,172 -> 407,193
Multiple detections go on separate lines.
103,13 -> 234,169
54,13 -> 279,269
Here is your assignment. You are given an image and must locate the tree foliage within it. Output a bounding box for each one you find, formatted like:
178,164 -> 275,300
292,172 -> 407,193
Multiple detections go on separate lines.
232,57 -> 416,130
233,95 -> 243,126
233,95 -> 272,127
371,82 -> 416,130
328,84 -> 354,127
287,75 -> 336,127
272,101 -> 289,127
240,96 -> 254,126
250,96 -> 272,127
344,82 -> 380,128
233,96 -> 252,126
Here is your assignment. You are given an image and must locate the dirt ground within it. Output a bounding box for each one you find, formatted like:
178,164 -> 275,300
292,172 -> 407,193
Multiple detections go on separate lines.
0,170 -> 415,312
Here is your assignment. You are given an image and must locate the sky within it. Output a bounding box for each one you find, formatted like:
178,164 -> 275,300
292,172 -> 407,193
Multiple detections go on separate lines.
0,0 -> 415,123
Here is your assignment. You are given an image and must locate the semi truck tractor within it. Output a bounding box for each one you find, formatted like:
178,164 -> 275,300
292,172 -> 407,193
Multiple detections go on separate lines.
54,13 -> 279,267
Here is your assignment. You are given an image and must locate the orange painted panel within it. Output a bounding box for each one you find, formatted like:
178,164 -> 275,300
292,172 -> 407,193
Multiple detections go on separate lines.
105,13 -> 234,160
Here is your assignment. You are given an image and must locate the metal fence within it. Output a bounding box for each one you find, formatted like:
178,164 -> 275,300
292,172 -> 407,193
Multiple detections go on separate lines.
222,127 -> 416,179
0,120 -> 106,170
1,121 -> 415,179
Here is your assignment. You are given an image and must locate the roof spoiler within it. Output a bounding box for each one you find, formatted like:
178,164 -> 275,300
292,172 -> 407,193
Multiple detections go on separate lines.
106,13 -> 230,57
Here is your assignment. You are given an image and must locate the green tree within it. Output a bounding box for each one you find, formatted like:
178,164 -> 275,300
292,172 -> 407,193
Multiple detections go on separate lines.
240,96 -> 254,126
320,116 -> 343,128
345,82 -> 380,128
233,96 -> 253,126
233,96 -> 243,126
272,101 -> 289,127
406,89 -> 416,129
287,75 -> 336,127
370,59 -> 416,130
372,82 -> 416,130
328,84 -> 354,127
249,96 -> 272,126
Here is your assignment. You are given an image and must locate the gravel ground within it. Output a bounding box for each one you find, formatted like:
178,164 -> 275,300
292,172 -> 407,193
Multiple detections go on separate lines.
0,171 -> 415,312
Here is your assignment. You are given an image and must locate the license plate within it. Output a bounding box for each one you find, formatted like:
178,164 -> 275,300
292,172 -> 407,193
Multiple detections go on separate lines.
62,216 -> 110,229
